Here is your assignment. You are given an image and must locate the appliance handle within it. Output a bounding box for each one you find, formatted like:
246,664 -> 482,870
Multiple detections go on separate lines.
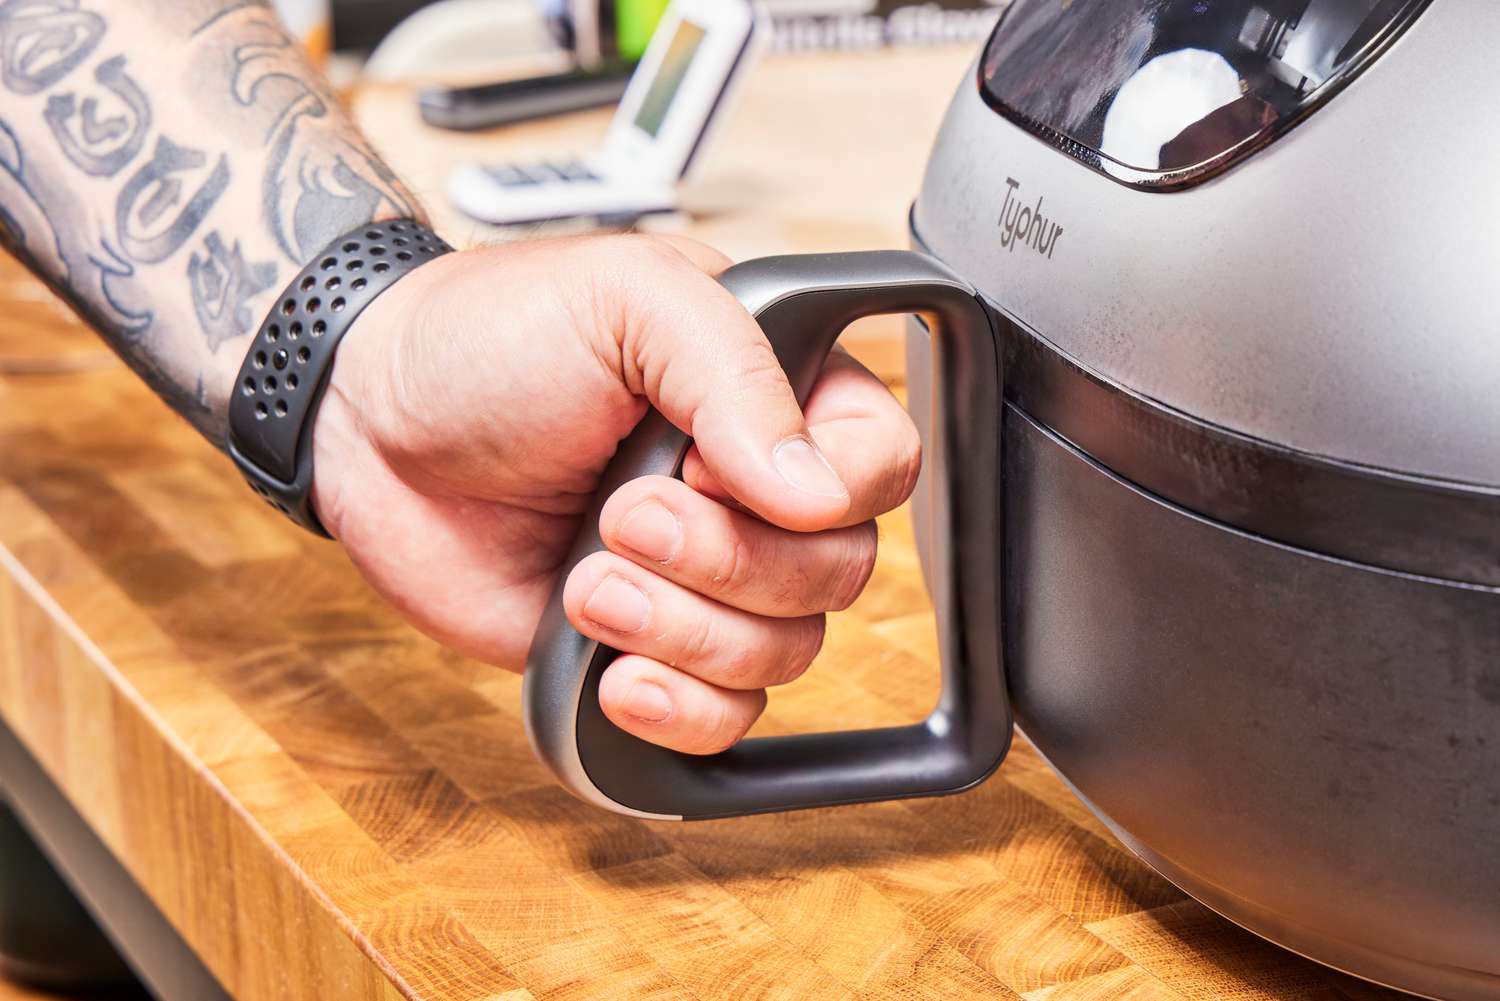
522,250 -> 1010,819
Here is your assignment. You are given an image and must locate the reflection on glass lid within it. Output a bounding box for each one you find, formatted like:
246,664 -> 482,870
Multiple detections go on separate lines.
979,0 -> 1430,188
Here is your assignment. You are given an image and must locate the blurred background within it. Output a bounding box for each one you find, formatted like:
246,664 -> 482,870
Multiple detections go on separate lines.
301,1 -> 1004,60
259,0 -> 1008,378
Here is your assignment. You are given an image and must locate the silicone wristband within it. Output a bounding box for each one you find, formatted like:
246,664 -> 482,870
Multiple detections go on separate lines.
227,219 -> 452,536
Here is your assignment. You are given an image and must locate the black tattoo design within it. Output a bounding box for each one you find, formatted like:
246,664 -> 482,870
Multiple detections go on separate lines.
44,54 -> 149,176
0,0 -> 422,444
0,0 -> 103,96
230,16 -> 416,262
0,118 -> 64,273
190,1 -> 260,39
187,230 -> 275,349
116,135 -> 230,263
88,237 -> 152,337
1,116 -> 152,342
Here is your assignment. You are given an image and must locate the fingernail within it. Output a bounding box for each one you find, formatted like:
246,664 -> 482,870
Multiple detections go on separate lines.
773,435 -> 848,498
616,500 -> 682,564
583,574 -> 650,634
621,680 -> 673,723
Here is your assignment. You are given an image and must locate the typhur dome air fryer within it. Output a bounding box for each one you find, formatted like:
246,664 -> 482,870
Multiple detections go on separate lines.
524,3 -> 1500,999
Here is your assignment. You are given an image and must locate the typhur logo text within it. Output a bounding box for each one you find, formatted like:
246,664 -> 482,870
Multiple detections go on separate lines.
999,177 -> 1063,259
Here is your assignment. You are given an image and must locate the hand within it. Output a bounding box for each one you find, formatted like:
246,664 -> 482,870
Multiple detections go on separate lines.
310,235 -> 921,754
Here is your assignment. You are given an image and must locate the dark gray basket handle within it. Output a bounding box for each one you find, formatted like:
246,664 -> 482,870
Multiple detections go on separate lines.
522,250 -> 1009,819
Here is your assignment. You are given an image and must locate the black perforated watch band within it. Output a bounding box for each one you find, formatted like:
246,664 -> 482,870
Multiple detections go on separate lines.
227,219 -> 452,536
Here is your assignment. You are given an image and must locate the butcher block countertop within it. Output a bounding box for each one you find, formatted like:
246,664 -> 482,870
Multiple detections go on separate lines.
0,47 -> 1411,1001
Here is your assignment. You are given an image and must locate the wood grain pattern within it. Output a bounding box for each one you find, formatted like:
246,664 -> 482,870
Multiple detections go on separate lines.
0,49 -> 1415,1001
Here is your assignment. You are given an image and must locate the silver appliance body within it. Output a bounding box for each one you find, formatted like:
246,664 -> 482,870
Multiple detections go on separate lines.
908,1 -> 1500,996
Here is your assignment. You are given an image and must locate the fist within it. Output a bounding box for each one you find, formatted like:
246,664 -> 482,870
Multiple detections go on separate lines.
310,235 -> 921,754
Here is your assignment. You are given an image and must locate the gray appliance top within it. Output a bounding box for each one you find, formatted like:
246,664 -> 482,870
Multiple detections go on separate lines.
914,0 -> 1500,488
976,0 -> 1431,190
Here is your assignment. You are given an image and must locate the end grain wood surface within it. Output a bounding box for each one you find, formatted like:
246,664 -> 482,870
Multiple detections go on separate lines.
0,48 -> 1412,1001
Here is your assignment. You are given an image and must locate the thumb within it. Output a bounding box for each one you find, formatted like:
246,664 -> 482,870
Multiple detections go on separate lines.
598,237 -> 851,533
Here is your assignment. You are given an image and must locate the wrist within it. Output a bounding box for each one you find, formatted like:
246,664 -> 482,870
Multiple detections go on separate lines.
226,218 -> 452,536
306,376 -> 363,540
305,260 -> 410,538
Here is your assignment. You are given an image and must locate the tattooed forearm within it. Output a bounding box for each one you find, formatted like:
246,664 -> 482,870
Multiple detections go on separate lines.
221,11 -> 418,262
44,55 -> 150,176
0,0 -> 424,441
116,138 -> 231,263
188,231 -> 275,350
0,1 -> 104,95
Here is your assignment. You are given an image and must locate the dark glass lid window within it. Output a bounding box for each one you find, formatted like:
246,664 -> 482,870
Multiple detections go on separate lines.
979,0 -> 1431,190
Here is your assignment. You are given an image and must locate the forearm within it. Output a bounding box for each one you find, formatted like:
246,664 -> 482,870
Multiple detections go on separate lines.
0,0 -> 423,440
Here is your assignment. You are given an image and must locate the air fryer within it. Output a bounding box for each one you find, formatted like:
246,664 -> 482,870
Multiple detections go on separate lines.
523,3 -> 1500,998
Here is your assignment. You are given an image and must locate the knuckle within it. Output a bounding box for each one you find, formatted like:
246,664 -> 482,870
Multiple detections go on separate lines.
710,534 -> 756,599
696,699 -> 749,754
679,612 -> 719,670
587,235 -> 682,301
737,338 -> 789,390
683,239 -> 733,272
827,522 -> 879,611
778,615 -> 826,685
712,633 -> 770,690
621,233 -> 689,272
892,423 -> 924,506
687,621 -> 798,695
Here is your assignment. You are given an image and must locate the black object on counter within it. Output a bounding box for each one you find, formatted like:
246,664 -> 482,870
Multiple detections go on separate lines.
419,60 -> 635,131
